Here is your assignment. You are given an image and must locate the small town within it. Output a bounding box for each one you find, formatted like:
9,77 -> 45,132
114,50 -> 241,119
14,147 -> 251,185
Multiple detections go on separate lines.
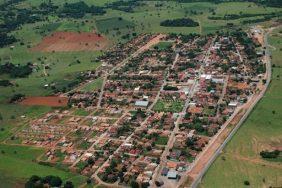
4,27 -> 269,188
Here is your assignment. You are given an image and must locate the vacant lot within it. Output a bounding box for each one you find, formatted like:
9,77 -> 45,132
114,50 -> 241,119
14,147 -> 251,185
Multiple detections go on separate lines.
153,100 -> 184,113
20,96 -> 69,107
79,78 -> 103,92
32,31 -> 108,52
153,41 -> 173,50
200,27 -> 282,188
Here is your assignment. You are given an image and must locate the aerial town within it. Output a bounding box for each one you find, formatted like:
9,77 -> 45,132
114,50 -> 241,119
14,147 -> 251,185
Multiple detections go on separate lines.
5,28 -> 268,187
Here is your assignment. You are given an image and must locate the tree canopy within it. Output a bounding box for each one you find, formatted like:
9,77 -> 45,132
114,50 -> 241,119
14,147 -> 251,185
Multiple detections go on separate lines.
160,18 -> 199,27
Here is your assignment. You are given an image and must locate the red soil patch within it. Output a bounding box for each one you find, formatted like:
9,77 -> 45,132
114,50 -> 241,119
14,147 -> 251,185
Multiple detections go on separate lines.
32,31 -> 108,52
20,96 -> 68,107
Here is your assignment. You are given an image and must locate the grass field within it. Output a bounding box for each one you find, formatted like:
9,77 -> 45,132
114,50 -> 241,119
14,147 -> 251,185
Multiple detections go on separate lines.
155,136 -> 169,145
200,26 -> 282,188
153,100 -> 184,113
153,41 -> 173,50
80,78 -> 103,92
0,144 -> 87,187
73,108 -> 90,116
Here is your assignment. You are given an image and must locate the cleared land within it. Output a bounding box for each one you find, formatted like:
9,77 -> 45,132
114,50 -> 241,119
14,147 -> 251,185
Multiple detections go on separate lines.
32,31 -> 108,52
20,96 -> 69,107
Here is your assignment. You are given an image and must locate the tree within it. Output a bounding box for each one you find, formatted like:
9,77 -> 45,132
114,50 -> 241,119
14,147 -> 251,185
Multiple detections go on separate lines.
25,175 -> 43,188
87,157 -> 95,165
49,176 -> 62,187
260,150 -> 280,159
0,33 -> 17,48
244,180 -> 250,186
160,18 -> 199,27
141,182 -> 150,188
64,181 -> 74,188
9,93 -> 25,103
131,180 -> 139,188
86,178 -> 92,184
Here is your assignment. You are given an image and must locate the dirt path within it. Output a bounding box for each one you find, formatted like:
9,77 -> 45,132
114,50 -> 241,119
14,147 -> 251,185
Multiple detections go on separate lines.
134,34 -> 165,55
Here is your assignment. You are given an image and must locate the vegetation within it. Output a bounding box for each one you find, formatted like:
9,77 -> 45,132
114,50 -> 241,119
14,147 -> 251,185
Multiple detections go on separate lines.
59,2 -> 106,18
170,0 -> 282,8
0,144 -> 87,187
80,78 -> 103,92
105,0 -> 143,12
0,0 -> 281,187
200,26 -> 282,188
208,12 -> 281,20
25,175 -> 63,188
0,63 -> 33,78
9,93 -> 25,103
163,85 -> 178,91
73,108 -> 90,116
153,100 -> 184,113
260,150 -> 280,159
153,41 -> 173,50
0,79 -> 12,87
160,18 -> 199,27
0,33 -> 17,47
155,136 -> 169,145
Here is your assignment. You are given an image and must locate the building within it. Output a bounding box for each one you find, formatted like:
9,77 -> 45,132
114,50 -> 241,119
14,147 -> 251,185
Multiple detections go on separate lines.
167,170 -> 178,179
135,100 -> 149,108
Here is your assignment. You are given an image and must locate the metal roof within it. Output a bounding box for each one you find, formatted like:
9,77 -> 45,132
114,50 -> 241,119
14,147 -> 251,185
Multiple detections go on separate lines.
135,100 -> 149,107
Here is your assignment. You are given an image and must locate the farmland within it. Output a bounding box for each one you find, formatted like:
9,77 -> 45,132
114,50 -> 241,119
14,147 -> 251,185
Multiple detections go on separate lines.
0,0 -> 281,187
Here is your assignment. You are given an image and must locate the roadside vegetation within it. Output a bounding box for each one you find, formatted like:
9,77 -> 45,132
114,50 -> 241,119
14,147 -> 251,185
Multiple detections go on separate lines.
0,0 -> 281,187
200,26 -> 282,188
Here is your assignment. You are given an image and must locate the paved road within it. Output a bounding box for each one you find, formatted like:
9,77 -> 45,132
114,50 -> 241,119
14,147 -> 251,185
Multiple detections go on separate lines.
152,76 -> 198,187
189,26 -> 273,188
152,37 -> 215,187
92,34 -> 171,187
148,53 -> 179,112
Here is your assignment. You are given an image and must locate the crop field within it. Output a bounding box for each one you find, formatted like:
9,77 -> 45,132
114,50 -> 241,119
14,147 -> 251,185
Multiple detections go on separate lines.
200,27 -> 282,188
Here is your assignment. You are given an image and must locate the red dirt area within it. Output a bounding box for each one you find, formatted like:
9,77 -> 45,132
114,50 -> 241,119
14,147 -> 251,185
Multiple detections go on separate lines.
31,31 -> 108,52
20,96 -> 68,107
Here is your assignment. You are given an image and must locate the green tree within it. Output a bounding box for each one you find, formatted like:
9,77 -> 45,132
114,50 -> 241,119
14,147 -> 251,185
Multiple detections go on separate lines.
64,181 -> 74,188
131,180 -> 139,188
